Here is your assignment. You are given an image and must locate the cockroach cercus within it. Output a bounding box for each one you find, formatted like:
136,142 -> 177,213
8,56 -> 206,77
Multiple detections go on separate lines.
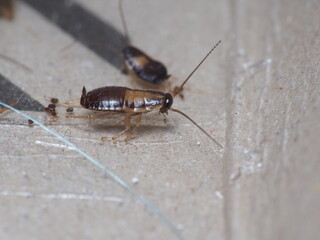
78,41 -> 223,148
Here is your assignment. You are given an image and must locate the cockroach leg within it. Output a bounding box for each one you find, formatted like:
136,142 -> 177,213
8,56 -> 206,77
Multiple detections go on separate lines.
172,86 -> 184,100
0,101 -> 16,114
159,112 -> 167,124
125,113 -> 142,141
121,64 -> 129,74
167,80 -> 184,99
45,111 -> 113,125
65,112 -> 113,119
112,114 -> 132,141
111,113 -> 142,142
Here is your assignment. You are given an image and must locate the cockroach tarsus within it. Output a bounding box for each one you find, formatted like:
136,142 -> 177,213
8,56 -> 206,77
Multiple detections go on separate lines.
77,41 -> 223,148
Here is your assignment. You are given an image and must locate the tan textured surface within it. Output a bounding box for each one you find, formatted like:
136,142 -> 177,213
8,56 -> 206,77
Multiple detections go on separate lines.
0,0 -> 319,240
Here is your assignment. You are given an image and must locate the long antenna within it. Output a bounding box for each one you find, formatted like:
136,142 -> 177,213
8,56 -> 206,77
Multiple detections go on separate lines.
169,108 -> 223,149
118,0 -> 131,44
173,40 -> 221,98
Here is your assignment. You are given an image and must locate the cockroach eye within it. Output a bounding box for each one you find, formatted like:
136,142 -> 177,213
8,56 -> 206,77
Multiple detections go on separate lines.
160,93 -> 173,113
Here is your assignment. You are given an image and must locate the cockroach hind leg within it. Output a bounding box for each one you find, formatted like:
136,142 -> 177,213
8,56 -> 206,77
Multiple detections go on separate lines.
0,101 -> 17,114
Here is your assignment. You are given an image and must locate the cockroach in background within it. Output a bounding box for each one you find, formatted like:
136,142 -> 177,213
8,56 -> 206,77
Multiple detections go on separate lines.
0,0 -> 14,20
77,41 -> 223,148
118,0 -> 171,87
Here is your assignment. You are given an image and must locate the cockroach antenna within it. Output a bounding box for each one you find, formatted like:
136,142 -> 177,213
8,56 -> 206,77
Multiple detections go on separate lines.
173,40 -> 221,98
169,108 -> 223,148
118,0 -> 131,44
164,40 -> 223,148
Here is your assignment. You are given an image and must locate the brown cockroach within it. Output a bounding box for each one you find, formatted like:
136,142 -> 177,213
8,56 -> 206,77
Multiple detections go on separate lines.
0,0 -> 14,20
118,0 -> 170,86
79,41 -> 222,148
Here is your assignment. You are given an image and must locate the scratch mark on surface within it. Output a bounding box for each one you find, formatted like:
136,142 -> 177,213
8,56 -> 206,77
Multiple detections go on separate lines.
35,140 -> 76,150
0,191 -> 124,202
0,154 -> 78,159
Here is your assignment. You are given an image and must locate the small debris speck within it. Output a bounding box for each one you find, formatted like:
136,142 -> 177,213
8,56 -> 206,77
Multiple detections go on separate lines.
48,104 -> 56,109
215,191 -> 224,199
66,106 -> 74,112
131,177 -> 139,184
50,98 -> 59,104
176,224 -> 184,230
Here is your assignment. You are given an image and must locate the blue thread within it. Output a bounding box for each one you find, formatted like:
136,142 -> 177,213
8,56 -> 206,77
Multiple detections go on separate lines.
0,101 -> 187,240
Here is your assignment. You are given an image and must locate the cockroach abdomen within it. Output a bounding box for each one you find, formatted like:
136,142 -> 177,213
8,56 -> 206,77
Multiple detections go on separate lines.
122,46 -> 169,84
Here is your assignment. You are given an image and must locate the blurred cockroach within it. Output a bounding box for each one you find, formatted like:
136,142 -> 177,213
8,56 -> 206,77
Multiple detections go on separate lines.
0,0 -> 14,20
118,0 -> 170,86
78,41 -> 222,148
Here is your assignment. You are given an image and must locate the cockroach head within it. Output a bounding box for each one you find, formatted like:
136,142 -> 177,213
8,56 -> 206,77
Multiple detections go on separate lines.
160,93 -> 173,113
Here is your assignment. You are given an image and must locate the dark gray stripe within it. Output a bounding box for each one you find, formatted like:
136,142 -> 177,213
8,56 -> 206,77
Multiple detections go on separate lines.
22,0 -> 127,69
0,73 -> 44,111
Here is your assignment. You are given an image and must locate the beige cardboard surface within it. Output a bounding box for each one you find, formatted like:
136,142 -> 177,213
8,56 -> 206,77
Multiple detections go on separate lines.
0,0 -> 319,240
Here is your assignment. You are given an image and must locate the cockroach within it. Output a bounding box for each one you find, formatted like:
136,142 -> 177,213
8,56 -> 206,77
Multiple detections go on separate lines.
119,0 -> 170,86
0,0 -> 14,20
79,41 -> 222,148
